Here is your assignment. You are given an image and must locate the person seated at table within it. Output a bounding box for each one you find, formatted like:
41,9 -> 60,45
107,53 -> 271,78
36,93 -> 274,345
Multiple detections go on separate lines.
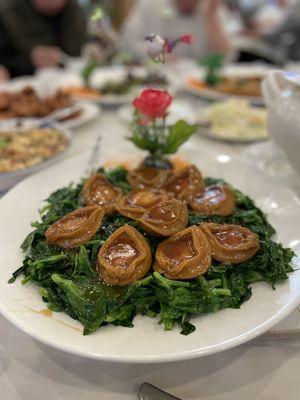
0,19 -> 33,78
0,0 -> 86,76
119,0 -> 233,60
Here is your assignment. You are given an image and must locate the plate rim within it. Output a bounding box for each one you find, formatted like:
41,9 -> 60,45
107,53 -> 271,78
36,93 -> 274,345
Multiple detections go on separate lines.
61,100 -> 101,129
184,77 -> 264,106
0,272 -> 299,364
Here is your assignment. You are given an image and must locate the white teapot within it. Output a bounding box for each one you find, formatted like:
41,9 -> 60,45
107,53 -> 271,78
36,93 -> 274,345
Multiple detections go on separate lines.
262,70 -> 300,176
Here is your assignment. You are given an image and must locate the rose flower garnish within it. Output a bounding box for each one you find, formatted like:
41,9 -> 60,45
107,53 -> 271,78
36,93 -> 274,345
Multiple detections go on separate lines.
128,88 -> 197,168
132,89 -> 173,118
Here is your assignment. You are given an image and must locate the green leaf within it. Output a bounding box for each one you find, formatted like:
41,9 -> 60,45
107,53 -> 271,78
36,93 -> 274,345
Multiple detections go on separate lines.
162,121 -> 197,154
73,246 -> 95,278
51,274 -> 106,335
200,53 -> 224,86
127,130 -> 161,154
21,231 -> 37,252
180,314 -> 196,335
8,265 -> 26,284
201,53 -> 224,69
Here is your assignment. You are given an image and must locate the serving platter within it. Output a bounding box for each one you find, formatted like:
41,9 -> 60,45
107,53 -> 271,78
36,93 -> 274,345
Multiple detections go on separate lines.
184,79 -> 264,107
183,64 -> 271,107
39,66 -> 169,108
0,150 -> 299,363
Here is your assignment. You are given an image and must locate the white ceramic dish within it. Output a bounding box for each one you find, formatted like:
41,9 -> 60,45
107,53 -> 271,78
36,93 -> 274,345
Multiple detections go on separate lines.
262,70 -> 300,177
184,79 -> 264,107
197,116 -> 268,144
38,66 -> 166,108
0,151 -> 299,363
195,102 -> 268,144
183,64 -> 271,106
0,119 -> 72,193
197,126 -> 269,144
61,101 -> 100,129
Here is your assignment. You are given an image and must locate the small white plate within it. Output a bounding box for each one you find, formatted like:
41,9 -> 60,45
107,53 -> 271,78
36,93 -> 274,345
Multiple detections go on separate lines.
0,150 -> 299,363
195,103 -> 269,144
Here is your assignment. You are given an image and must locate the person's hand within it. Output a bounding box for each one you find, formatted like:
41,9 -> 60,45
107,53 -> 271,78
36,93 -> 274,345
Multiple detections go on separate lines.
30,45 -> 62,69
0,65 -> 10,81
200,0 -> 223,16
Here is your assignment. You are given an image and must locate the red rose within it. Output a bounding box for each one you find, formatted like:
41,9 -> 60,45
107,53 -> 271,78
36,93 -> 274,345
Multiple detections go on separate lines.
132,89 -> 173,119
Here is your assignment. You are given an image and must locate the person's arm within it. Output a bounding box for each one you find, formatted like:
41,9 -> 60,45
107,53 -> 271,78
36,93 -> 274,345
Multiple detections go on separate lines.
201,0 -> 233,56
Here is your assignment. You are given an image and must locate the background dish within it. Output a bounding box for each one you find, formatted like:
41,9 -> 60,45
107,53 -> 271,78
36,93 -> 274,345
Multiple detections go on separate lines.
183,64 -> 271,106
38,66 -> 169,107
0,119 -> 72,192
197,100 -> 268,143
0,151 -> 299,363
185,79 -> 264,106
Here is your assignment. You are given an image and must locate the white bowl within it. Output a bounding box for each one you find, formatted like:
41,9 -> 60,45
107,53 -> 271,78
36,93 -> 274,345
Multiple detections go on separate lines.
262,70 -> 300,176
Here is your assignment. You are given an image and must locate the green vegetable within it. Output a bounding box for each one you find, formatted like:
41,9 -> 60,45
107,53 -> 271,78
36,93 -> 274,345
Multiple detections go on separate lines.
128,115 -> 197,161
0,136 -> 11,150
52,274 -> 107,335
200,53 -> 224,86
82,59 -> 102,87
162,121 -> 197,154
9,167 -> 295,335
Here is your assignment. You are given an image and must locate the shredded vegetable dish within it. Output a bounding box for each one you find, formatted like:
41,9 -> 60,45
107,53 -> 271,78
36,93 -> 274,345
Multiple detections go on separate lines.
202,100 -> 268,140
0,128 -> 69,173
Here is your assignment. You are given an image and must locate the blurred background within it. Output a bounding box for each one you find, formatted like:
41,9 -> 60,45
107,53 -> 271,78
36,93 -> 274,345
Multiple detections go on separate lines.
0,0 -> 300,80
2,0 -> 300,193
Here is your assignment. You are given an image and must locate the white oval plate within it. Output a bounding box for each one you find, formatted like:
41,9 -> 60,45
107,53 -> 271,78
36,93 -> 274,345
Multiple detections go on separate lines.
0,151 -> 299,363
184,78 -> 264,107
183,63 -> 271,107
197,126 -> 269,144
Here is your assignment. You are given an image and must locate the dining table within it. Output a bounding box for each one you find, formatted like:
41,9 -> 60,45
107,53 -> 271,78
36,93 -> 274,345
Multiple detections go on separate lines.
1,72 -> 300,400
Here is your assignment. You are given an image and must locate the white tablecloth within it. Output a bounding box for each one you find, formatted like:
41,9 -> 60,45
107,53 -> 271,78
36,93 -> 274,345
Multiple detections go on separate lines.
1,109 -> 300,400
